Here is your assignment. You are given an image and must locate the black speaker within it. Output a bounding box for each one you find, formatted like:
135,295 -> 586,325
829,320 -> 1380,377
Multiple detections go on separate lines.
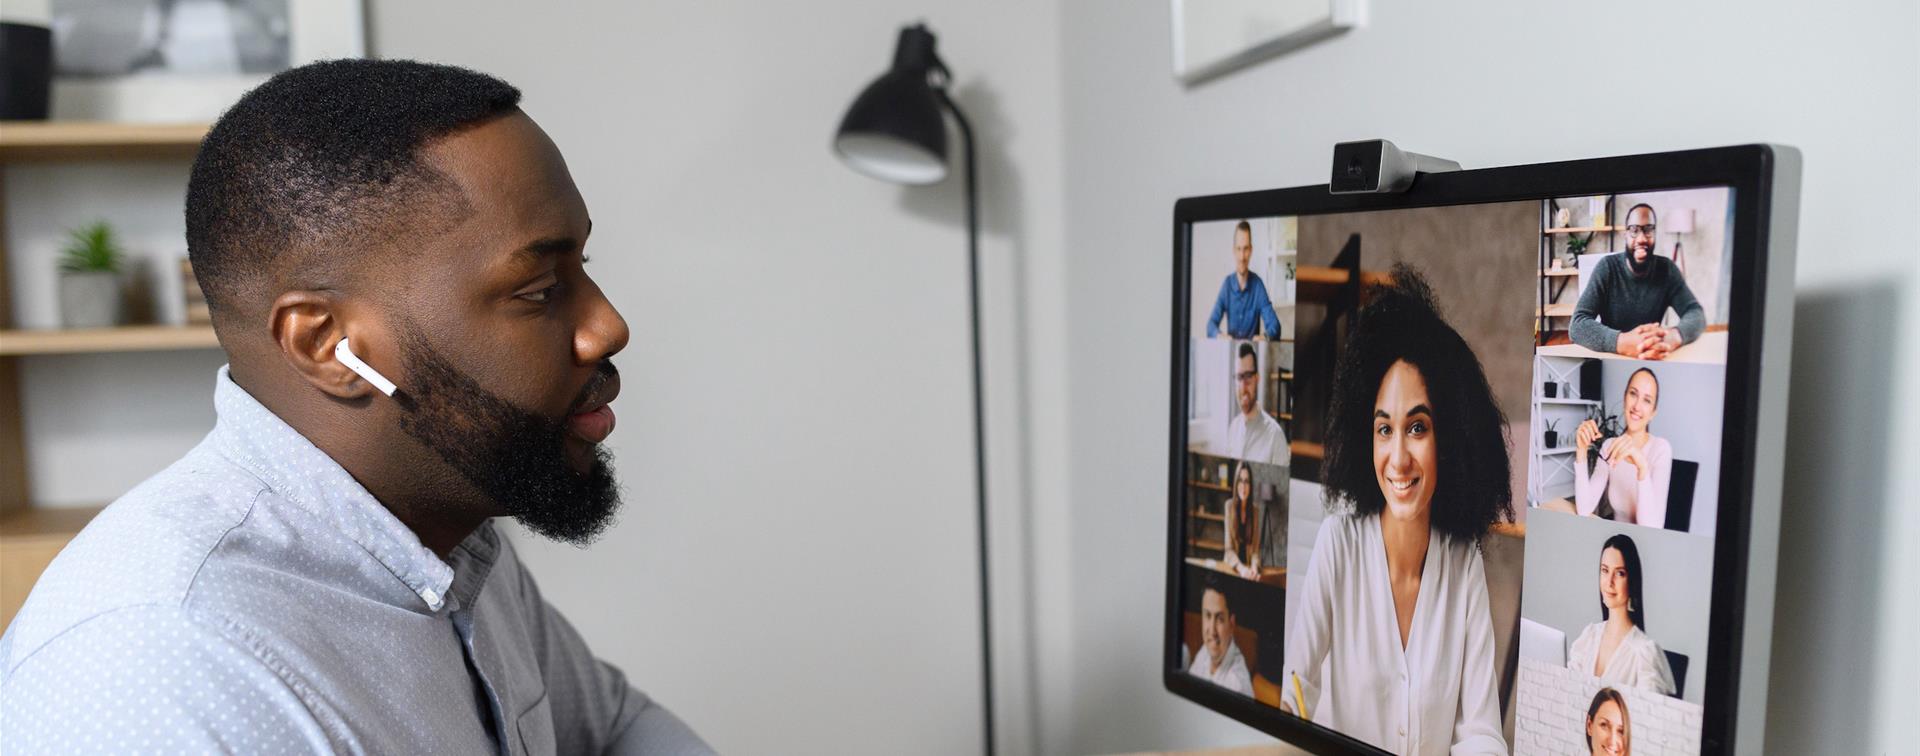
0,22 -> 53,120
1579,358 -> 1604,401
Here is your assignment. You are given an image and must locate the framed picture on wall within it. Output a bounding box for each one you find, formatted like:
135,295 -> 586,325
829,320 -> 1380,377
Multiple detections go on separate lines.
49,0 -> 365,121
1170,0 -> 1363,85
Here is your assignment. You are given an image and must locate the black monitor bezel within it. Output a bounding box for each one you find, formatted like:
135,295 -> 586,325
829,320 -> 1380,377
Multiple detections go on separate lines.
1164,144 -> 1784,755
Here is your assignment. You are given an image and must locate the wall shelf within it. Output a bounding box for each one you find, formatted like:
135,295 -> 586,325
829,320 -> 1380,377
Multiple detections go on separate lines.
0,325 -> 220,355
0,120 -> 213,629
0,121 -> 210,163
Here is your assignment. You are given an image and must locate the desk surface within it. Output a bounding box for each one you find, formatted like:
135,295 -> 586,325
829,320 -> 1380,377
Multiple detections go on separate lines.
1536,329 -> 1727,364
1107,745 -> 1311,756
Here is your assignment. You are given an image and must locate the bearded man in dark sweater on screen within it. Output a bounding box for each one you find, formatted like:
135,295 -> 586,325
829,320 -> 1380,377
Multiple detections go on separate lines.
1569,203 -> 1706,361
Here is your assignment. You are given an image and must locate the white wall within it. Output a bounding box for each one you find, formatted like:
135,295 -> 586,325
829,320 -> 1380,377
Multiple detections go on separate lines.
1055,1 -> 1919,754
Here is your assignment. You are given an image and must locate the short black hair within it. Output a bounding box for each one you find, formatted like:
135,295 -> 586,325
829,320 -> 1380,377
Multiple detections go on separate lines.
186,59 -> 522,326
1200,571 -> 1234,617
1237,341 -> 1258,366
1600,533 -> 1648,630
1623,202 -> 1657,226
1320,263 -> 1513,544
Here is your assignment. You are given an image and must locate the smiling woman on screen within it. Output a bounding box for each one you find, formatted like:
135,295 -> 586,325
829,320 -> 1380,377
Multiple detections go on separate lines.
1567,534 -> 1677,696
1575,367 -> 1672,527
1281,264 -> 1511,755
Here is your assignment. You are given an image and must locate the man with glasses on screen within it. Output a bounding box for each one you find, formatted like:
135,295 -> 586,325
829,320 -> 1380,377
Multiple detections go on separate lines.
1205,220 -> 1283,340
1190,576 -> 1254,696
1570,203 -> 1706,360
1228,343 -> 1288,464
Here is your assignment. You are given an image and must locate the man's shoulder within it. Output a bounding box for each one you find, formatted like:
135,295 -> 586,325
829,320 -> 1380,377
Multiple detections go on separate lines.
2,441 -> 268,667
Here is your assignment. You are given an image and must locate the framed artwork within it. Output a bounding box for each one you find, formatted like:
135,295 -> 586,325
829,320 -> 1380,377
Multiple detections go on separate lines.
1170,0 -> 1362,85
49,0 -> 365,121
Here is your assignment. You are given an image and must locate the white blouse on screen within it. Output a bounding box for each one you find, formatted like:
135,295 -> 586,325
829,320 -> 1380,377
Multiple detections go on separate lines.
1282,512 -> 1507,756
1567,622 -> 1677,696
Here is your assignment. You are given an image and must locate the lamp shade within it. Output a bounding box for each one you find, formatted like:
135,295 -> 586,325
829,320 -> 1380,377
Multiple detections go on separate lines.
1666,207 -> 1696,234
833,25 -> 949,185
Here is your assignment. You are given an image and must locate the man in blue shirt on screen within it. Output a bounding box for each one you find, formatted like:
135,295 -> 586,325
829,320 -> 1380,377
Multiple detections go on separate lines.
1205,220 -> 1284,340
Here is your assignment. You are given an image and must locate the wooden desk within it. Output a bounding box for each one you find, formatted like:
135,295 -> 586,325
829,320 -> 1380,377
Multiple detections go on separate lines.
1536,329 -> 1727,365
1106,744 -> 1311,756
1184,557 -> 1286,589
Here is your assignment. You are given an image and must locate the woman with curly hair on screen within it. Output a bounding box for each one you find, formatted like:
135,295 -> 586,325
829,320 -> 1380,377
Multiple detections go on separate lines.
1281,264 -> 1511,755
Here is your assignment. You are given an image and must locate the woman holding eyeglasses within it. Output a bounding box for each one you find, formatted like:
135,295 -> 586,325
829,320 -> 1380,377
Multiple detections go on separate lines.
1574,367 -> 1672,528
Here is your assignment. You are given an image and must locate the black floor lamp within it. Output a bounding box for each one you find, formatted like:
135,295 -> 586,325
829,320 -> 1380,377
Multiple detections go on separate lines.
832,23 -> 995,756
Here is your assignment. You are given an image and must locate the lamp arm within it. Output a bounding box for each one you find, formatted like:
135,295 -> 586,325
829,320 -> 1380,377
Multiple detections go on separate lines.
935,86 -> 994,756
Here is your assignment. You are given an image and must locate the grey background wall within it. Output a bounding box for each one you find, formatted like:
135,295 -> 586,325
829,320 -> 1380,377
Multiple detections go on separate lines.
1056,1 -> 1918,754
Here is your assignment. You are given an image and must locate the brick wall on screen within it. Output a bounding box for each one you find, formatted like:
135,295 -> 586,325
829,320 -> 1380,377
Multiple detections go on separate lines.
1514,658 -> 1703,756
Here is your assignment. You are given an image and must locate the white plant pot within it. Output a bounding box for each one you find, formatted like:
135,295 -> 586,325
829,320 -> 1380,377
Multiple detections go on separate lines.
59,270 -> 123,328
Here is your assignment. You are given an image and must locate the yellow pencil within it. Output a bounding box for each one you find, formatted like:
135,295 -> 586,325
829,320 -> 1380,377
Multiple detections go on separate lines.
1290,672 -> 1310,721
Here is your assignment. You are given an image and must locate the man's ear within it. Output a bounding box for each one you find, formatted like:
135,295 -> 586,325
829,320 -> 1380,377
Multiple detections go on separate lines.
269,290 -> 390,400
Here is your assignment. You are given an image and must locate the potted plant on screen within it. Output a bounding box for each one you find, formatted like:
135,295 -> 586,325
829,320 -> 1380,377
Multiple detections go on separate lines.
58,220 -> 126,329
1543,419 -> 1561,450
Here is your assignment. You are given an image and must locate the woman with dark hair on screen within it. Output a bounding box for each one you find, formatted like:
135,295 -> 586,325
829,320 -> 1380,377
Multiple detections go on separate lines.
1585,688 -> 1631,756
1221,462 -> 1262,579
1568,534 -> 1677,695
1281,264 -> 1510,755
1574,367 -> 1672,527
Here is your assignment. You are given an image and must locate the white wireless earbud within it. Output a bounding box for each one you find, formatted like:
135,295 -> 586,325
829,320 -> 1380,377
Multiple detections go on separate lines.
335,338 -> 399,397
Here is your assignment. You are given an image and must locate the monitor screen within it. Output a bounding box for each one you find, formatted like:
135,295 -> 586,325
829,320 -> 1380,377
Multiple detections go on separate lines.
1165,147 -> 1796,756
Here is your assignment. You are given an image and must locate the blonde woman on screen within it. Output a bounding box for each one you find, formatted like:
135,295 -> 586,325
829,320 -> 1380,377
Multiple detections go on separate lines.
1585,688 -> 1631,756
1281,266 -> 1509,755
1574,367 -> 1672,527
1221,462 -> 1262,579
1568,534 -> 1677,695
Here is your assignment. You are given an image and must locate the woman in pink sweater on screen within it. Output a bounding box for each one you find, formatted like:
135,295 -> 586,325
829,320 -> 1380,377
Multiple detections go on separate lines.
1574,367 -> 1671,528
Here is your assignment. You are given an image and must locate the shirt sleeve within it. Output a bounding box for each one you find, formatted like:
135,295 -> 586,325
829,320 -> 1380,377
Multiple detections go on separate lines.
1206,276 -> 1231,338
1666,273 -> 1706,345
1,607 -> 337,755
509,555 -> 715,756
1570,259 -> 1621,354
1574,440 -> 1610,516
1251,277 -> 1283,338
1283,519 -> 1342,719
1450,549 -> 1509,756
1634,438 -> 1673,530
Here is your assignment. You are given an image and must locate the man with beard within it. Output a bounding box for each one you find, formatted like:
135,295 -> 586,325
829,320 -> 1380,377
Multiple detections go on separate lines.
1188,575 -> 1253,696
1205,220 -> 1284,340
1570,203 -> 1706,360
1227,342 -> 1288,464
0,60 -> 712,754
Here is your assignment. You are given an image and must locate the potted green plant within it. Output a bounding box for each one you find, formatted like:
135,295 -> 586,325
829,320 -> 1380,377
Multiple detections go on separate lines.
58,221 -> 126,328
1564,233 -> 1590,268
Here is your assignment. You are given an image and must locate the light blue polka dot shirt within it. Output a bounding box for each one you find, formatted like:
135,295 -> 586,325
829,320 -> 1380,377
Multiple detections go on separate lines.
0,366 -> 712,755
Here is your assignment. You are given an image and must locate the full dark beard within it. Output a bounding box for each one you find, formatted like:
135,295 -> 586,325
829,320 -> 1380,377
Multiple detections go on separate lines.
1626,245 -> 1655,278
391,329 -> 622,545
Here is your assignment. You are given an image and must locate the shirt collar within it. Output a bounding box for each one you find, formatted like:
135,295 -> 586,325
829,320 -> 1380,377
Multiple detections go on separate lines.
209,365 -> 456,612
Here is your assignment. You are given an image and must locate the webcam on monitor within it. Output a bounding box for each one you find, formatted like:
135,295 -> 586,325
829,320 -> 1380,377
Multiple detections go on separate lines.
1328,139 -> 1461,194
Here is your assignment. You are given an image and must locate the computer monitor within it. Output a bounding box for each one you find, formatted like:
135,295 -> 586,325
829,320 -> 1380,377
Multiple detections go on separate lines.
1165,145 -> 1798,755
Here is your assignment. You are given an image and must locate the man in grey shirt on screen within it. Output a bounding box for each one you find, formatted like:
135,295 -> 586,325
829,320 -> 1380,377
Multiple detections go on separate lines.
0,60 -> 713,755
1569,203 -> 1706,361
